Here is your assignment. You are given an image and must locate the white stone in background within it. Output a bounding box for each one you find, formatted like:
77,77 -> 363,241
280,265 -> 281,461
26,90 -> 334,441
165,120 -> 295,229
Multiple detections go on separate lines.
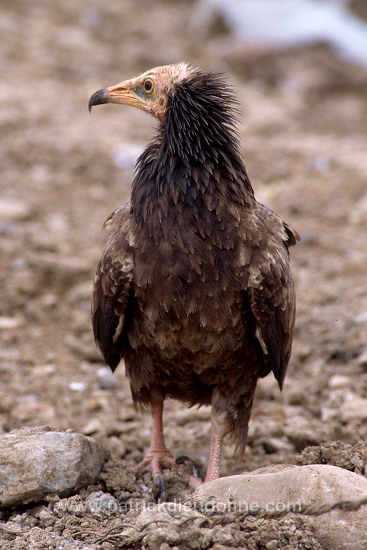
356,349 -> 367,368
96,366 -> 120,389
350,193 -> 367,225
194,0 -> 367,66
33,364 -> 57,377
0,427 -> 105,508
0,316 -> 25,330
69,381 -> 86,392
354,312 -> 367,324
340,397 -> 367,422
261,436 -> 294,454
106,435 -> 126,459
193,464 -> 367,550
328,374 -> 351,388
0,198 -> 32,221
81,418 -> 103,435
112,143 -> 143,170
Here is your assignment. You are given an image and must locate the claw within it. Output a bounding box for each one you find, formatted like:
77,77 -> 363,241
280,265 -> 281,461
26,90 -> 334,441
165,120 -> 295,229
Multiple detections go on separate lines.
154,475 -> 167,502
138,448 -> 176,502
176,455 -> 202,479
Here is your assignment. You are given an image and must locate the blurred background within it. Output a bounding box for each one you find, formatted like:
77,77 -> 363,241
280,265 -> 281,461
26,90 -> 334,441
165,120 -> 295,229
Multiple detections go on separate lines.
1,0 -> 367,494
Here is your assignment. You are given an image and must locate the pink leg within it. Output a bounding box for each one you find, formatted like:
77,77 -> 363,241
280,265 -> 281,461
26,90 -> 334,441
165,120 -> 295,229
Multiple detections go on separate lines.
204,428 -> 223,482
138,401 -> 176,478
189,427 -> 223,489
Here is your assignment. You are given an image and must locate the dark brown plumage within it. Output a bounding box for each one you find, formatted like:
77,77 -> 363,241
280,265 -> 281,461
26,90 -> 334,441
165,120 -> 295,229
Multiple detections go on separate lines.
89,63 -> 299,488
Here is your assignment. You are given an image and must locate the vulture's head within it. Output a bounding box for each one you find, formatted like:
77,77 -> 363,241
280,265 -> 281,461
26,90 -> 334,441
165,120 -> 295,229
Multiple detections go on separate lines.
89,62 -> 197,122
89,63 -> 240,164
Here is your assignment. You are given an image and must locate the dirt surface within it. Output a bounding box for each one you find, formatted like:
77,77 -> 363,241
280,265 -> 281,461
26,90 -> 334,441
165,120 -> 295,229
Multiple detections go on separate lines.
1,1 -> 367,548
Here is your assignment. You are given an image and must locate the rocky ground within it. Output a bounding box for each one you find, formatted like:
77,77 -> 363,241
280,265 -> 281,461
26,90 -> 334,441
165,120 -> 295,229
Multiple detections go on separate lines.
1,1 -> 367,548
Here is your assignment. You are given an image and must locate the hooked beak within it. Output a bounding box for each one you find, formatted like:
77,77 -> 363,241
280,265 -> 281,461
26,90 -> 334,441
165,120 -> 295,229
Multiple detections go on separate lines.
88,79 -> 143,113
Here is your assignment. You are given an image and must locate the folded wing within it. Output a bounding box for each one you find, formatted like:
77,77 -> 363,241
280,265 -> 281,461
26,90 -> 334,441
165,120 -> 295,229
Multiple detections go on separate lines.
92,204 -> 135,371
247,207 -> 299,388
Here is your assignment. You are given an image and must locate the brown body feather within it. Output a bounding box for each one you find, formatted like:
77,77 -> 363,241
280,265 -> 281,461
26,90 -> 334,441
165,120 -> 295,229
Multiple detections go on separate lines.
91,64 -> 298,458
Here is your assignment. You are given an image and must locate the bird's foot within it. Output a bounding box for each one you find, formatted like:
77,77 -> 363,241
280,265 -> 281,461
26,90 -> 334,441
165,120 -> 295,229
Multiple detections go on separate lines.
176,454 -> 203,490
138,451 -> 203,500
183,449 -> 221,489
186,468 -> 220,489
138,448 -> 177,501
138,448 -> 177,477
176,455 -> 202,487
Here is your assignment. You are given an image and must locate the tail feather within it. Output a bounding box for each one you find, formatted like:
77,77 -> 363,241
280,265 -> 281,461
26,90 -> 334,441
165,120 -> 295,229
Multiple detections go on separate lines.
232,397 -> 255,459
212,385 -> 256,459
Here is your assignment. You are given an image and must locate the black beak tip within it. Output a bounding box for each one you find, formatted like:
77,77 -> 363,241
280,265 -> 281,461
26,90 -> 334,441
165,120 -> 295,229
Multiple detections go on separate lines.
88,88 -> 109,113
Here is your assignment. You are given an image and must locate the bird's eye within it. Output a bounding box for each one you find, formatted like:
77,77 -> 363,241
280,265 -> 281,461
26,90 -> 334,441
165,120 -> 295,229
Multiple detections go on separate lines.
144,79 -> 154,93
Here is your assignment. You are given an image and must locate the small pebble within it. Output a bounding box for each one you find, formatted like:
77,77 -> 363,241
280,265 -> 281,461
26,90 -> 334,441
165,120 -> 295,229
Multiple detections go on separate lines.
355,312 -> 367,324
262,437 -> 294,454
311,155 -> 329,172
81,419 -> 103,435
341,397 -> 367,422
33,364 -> 56,377
38,508 -> 55,526
0,316 -> 25,330
85,491 -> 120,517
69,381 -> 86,392
0,198 -> 32,221
107,435 -> 126,458
328,375 -> 351,389
96,367 -> 120,389
356,349 -> 367,369
11,258 -> 28,270
81,8 -> 101,28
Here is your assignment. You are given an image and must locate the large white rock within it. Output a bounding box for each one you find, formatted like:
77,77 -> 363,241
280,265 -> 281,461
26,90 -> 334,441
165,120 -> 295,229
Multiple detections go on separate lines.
0,427 -> 105,507
193,464 -> 367,550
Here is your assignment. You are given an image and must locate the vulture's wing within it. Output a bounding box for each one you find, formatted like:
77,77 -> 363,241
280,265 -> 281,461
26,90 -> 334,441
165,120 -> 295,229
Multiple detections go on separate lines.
92,203 -> 134,371
247,206 -> 299,388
